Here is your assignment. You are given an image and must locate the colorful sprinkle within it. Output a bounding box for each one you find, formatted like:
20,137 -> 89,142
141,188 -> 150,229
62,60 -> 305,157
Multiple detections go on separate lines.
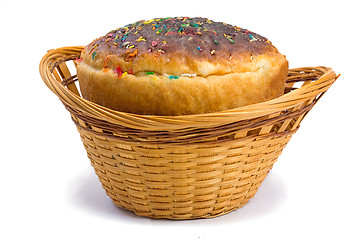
103,55 -> 110,68
164,73 -> 179,79
146,72 -> 154,75
159,17 -> 171,21
121,41 -> 130,48
116,65 -> 122,77
126,49 -> 138,58
151,41 -> 158,47
144,19 -> 154,24
92,51 -> 97,60
136,36 -> 146,42
165,29 -> 175,36
224,34 -> 234,44
190,22 -> 199,28
248,34 -> 257,42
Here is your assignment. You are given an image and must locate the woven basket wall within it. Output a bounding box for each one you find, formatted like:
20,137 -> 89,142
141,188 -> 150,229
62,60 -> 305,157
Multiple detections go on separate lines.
39,46 -> 338,219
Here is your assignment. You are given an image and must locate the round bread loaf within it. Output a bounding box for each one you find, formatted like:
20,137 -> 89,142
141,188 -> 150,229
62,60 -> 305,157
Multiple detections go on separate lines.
77,17 -> 288,115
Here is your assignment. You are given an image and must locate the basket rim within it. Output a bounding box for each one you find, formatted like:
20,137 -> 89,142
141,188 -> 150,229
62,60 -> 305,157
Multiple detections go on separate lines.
39,46 -> 338,131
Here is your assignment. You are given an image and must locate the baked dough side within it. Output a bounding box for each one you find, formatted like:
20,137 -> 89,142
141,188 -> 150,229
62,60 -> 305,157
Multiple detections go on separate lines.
77,53 -> 288,116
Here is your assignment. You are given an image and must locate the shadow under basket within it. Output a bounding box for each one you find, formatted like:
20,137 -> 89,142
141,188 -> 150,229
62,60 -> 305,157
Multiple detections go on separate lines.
40,46 -> 339,220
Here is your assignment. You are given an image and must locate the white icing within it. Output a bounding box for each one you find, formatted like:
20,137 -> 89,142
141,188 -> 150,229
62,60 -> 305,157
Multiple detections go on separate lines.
180,73 -> 197,77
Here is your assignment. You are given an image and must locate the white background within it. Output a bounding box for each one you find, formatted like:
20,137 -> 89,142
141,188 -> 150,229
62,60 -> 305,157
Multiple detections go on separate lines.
1,0 -> 355,239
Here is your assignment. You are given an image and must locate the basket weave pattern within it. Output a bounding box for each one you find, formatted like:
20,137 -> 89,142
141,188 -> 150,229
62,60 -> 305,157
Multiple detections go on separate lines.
40,47 -> 338,219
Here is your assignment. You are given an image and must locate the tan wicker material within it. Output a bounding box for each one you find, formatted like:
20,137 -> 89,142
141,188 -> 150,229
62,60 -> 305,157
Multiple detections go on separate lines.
39,46 -> 339,219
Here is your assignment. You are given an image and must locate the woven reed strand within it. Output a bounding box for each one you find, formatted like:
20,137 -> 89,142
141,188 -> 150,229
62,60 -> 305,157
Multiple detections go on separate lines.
39,46 -> 338,219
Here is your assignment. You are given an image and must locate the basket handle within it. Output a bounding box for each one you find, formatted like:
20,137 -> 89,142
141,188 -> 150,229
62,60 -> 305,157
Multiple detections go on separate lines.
40,46 -> 339,131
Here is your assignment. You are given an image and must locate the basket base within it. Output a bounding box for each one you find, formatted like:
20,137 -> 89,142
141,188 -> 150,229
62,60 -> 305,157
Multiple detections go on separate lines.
110,188 -> 258,220
94,166 -> 272,220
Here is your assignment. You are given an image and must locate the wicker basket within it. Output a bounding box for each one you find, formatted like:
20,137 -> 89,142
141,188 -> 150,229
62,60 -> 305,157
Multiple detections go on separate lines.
39,46 -> 338,220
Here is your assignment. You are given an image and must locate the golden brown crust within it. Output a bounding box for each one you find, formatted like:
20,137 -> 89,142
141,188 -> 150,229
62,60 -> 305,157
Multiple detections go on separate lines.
77,17 -> 288,115
77,54 -> 288,115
